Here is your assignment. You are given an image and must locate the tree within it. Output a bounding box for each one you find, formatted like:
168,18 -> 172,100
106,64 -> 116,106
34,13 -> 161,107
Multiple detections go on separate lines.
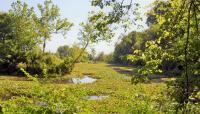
57,45 -> 70,58
0,1 -> 74,76
133,0 -> 199,111
73,11 -> 117,65
91,48 -> 96,61
0,1 -> 40,73
112,31 -> 149,65
103,53 -> 114,63
69,44 -> 89,63
145,0 -> 200,107
0,12 -> 12,44
96,52 -> 105,61
57,44 -> 89,63
113,31 -> 136,64
37,0 -> 73,53
89,0 -> 200,111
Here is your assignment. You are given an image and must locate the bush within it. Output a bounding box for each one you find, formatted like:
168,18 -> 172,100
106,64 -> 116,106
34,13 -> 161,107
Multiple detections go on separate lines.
32,55 -> 73,77
167,76 -> 200,113
58,57 -> 74,75
0,44 -> 74,77
21,50 -> 73,77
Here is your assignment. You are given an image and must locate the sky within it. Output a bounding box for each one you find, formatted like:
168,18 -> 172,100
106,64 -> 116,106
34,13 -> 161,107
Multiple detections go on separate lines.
0,0 -> 155,54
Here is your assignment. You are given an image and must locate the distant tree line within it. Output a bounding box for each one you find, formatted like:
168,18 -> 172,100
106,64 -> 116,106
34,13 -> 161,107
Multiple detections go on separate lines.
111,18 -> 180,76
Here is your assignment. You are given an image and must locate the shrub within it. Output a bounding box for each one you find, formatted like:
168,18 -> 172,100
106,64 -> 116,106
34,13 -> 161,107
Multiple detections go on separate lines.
58,57 -> 74,75
21,50 -> 73,77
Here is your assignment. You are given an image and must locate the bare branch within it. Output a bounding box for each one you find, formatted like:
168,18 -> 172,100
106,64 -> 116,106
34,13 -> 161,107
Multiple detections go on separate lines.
120,0 -> 125,7
126,0 -> 133,14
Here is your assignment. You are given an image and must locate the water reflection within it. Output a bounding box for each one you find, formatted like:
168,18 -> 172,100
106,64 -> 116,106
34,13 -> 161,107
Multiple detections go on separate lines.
84,95 -> 109,100
70,76 -> 97,84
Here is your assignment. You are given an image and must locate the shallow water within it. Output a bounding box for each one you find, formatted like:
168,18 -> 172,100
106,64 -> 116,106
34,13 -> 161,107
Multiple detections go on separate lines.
84,95 -> 109,100
70,76 -> 97,84
34,101 -> 47,107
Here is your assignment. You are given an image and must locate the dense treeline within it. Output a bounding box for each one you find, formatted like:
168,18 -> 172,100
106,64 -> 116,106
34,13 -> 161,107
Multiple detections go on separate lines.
112,12 -> 181,76
112,30 -> 155,66
0,0 -> 73,77
90,0 -> 200,112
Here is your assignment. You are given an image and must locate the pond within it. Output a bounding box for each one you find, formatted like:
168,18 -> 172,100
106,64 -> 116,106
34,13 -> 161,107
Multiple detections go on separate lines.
84,95 -> 109,100
34,101 -> 48,107
54,75 -> 98,84
69,76 -> 97,84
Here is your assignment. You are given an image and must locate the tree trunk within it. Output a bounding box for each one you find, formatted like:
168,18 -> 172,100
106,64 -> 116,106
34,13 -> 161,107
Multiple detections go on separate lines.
184,1 -> 192,103
70,39 -> 89,67
43,38 -> 46,53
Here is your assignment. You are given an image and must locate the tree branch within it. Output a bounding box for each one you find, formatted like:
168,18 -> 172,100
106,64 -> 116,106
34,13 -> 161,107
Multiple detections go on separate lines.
126,0 -> 133,14
70,38 -> 89,67
193,2 -> 200,12
171,0 -> 187,28
184,1 -> 192,103
193,2 -> 199,33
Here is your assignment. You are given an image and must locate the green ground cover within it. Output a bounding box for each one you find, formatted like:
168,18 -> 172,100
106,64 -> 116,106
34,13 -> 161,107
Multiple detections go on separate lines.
0,63 -> 177,114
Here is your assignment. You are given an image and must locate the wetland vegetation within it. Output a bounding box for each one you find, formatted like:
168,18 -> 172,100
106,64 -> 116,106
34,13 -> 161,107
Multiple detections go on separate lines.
0,0 -> 199,113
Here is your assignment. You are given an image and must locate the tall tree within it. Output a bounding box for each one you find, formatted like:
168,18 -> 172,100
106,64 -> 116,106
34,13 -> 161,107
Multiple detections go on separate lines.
0,1 -> 40,73
0,12 -> 12,44
89,0 -> 200,111
37,0 -> 73,53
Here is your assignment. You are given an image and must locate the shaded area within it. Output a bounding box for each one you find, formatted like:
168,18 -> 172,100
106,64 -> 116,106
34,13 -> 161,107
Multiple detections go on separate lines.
108,64 -> 175,84
148,74 -> 175,83
112,68 -> 133,75
107,64 -> 134,75
0,75 -> 27,81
